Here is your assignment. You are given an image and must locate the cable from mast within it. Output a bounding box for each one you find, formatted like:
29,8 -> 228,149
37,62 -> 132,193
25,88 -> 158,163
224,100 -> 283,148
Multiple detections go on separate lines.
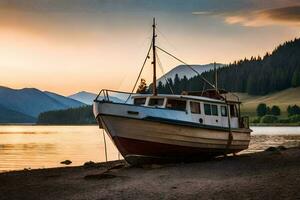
156,51 -> 174,94
155,46 -> 216,90
125,40 -> 153,103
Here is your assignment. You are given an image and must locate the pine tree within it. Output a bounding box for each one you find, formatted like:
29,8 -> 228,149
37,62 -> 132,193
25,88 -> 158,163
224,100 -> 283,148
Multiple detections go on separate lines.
270,105 -> 281,116
291,70 -> 300,87
256,103 -> 268,117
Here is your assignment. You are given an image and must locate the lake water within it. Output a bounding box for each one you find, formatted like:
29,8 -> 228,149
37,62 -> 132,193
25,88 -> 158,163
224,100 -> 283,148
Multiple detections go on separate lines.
0,125 -> 300,172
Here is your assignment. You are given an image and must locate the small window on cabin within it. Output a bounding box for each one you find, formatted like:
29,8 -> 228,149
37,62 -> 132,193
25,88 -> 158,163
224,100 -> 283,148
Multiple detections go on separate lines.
134,98 -> 146,106
221,106 -> 228,117
230,104 -> 238,117
148,98 -> 164,106
211,105 -> 218,116
190,102 -> 201,114
166,99 -> 186,111
204,104 -> 211,115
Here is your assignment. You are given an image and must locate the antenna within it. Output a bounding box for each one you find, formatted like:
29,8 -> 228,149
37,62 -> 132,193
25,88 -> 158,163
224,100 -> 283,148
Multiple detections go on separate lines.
152,18 -> 157,96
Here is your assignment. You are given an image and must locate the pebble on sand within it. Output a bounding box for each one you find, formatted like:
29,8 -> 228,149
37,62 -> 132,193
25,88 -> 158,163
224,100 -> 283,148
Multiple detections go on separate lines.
60,160 -> 72,165
83,161 -> 97,168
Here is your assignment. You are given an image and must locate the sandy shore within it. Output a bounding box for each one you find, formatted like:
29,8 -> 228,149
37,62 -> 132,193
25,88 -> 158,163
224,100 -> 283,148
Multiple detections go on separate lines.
1,146 -> 300,200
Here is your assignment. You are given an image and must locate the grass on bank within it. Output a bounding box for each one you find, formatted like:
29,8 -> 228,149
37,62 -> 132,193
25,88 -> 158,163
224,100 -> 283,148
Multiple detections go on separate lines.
239,87 -> 300,117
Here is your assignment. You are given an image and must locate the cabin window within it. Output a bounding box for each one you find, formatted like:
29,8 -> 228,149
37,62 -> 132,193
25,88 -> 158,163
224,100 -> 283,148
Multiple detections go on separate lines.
211,105 -> 218,116
166,99 -> 186,111
134,98 -> 146,106
204,104 -> 211,115
148,98 -> 164,106
190,102 -> 201,114
221,106 -> 228,117
230,104 -> 238,117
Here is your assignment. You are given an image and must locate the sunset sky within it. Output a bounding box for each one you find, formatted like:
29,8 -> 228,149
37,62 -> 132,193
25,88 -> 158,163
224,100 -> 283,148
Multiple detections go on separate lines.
0,0 -> 300,95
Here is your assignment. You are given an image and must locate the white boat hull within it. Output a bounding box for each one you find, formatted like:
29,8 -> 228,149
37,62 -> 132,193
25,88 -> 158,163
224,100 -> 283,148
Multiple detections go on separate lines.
94,102 -> 251,164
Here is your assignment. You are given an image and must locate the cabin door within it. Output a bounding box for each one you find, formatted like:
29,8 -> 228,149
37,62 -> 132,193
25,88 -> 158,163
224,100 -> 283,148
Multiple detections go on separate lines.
229,104 -> 239,128
203,103 -> 221,126
189,101 -> 204,125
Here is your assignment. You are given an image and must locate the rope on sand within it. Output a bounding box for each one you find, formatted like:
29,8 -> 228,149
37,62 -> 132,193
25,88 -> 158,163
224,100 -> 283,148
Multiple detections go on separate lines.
102,129 -> 108,162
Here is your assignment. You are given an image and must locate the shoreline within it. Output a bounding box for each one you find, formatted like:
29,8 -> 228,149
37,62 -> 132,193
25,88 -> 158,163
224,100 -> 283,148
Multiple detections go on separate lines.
1,147 -> 299,200
0,123 -> 98,126
1,123 -> 299,127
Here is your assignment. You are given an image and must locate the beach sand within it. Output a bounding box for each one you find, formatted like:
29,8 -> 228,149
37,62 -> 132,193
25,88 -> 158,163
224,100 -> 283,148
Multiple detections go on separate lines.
1,143 -> 300,200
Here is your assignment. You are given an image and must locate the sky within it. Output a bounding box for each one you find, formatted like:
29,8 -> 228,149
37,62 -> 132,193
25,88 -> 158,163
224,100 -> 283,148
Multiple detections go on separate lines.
0,0 -> 300,95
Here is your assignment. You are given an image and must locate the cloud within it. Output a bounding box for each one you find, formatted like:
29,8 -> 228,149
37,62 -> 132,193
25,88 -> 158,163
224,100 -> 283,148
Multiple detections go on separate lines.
224,5 -> 300,27
192,11 -> 212,15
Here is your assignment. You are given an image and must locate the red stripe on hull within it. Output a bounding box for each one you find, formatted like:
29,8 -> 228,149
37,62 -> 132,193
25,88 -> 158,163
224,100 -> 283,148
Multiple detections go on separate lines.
112,136 -> 242,164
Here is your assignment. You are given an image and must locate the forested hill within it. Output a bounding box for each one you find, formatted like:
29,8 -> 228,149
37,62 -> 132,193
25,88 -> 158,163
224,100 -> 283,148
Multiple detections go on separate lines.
37,106 -> 96,125
157,38 -> 300,95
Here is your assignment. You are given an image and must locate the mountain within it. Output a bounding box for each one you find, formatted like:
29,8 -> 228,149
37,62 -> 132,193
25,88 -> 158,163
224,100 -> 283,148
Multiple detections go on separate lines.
68,91 -> 97,105
44,91 -> 84,108
157,38 -> 300,96
0,104 -> 36,123
0,86 -> 85,123
157,63 -> 224,84
69,91 -> 124,104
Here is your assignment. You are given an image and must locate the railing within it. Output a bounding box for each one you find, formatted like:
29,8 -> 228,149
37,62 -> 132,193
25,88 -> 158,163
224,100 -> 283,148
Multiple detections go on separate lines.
94,89 -> 138,104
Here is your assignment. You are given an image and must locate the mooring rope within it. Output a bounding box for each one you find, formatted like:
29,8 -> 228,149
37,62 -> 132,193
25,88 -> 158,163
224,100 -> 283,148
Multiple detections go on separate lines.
102,129 -> 108,162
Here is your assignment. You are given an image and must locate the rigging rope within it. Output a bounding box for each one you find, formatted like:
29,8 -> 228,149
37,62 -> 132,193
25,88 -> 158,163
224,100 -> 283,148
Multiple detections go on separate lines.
201,82 -> 207,96
125,40 -> 153,103
155,46 -> 216,89
156,51 -> 174,94
156,27 -> 178,52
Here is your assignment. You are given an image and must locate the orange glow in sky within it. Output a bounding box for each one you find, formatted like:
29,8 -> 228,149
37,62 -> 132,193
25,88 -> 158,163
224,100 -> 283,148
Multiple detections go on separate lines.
0,1 -> 300,95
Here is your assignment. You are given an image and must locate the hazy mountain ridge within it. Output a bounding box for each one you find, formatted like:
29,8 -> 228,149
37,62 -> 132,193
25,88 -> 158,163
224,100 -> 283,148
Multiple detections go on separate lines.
69,91 -> 125,105
157,63 -> 224,84
44,91 -> 84,108
0,86 -> 85,123
68,91 -> 97,105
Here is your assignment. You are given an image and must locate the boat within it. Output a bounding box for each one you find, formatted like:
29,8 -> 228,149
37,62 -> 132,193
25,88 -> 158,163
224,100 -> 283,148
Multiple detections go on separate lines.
93,18 -> 252,165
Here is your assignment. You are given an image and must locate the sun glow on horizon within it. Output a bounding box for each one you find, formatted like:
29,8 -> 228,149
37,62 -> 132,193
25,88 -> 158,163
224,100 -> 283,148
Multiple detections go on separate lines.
0,1 -> 300,95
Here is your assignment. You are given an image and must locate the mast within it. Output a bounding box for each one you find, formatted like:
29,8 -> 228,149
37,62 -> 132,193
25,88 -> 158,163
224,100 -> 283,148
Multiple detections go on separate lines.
152,18 -> 157,96
214,62 -> 218,92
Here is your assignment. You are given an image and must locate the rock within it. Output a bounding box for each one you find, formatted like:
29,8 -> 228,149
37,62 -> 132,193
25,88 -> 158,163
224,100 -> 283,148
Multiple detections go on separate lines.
60,160 -> 72,165
265,147 -> 278,152
83,161 -> 97,168
277,146 -> 287,151
265,147 -> 281,155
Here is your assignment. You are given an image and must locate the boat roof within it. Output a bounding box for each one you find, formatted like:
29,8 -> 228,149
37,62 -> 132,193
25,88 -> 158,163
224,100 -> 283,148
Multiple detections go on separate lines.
131,94 -> 226,104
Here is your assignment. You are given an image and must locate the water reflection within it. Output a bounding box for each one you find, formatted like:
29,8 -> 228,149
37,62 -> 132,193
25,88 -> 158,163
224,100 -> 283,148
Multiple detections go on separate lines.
0,126 -> 119,172
0,125 -> 299,172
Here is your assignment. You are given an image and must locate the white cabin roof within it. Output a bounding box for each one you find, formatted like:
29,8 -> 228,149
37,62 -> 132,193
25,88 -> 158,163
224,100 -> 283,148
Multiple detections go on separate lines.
131,94 -> 225,104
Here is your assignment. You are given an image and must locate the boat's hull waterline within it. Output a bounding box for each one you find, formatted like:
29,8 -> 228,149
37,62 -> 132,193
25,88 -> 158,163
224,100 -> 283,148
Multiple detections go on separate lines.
94,102 -> 251,165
